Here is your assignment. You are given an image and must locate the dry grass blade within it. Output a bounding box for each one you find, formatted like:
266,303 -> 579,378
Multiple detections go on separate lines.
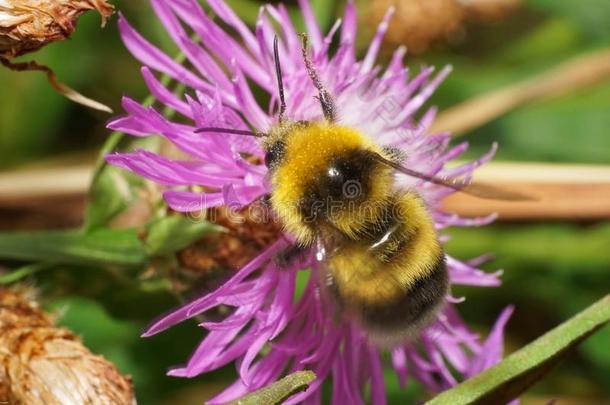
1,162 -> 609,222
431,49 -> 610,136
0,164 -> 91,200
442,162 -> 610,220
0,163 -> 90,230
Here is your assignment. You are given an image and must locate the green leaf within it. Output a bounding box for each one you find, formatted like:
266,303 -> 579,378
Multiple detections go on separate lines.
47,296 -> 140,349
225,0 -> 263,26
0,229 -> 148,267
446,223 -> 610,271
528,0 -> 610,41
427,295 -> 610,405
144,215 -> 220,256
83,163 -> 148,232
311,0 -> 337,32
45,296 -> 142,378
83,49 -> 188,232
0,263 -> 48,284
228,370 -> 317,405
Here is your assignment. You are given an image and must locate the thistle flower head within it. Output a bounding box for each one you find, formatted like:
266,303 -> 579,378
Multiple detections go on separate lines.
106,1 -> 513,403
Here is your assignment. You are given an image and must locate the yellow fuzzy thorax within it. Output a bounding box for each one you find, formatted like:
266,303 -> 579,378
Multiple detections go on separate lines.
267,121 -> 391,244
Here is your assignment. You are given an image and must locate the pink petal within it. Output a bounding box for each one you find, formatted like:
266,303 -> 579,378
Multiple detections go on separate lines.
117,13 -> 210,92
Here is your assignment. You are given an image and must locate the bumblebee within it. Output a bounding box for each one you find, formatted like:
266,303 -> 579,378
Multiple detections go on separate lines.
198,36 -> 528,346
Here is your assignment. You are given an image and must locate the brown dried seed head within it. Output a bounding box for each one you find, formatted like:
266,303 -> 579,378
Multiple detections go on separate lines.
460,0 -> 522,21
0,0 -> 114,58
177,204 -> 284,285
370,0 -> 521,54
0,286 -> 135,405
370,0 -> 467,54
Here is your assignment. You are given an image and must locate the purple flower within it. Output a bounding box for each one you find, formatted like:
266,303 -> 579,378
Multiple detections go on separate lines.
106,0 -> 514,403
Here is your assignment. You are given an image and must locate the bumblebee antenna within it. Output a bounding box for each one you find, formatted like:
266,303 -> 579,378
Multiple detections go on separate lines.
300,33 -> 336,122
195,127 -> 265,138
273,36 -> 287,123
370,152 -> 536,201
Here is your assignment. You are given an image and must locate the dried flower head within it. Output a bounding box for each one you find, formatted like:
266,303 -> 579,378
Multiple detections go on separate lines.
0,0 -> 113,57
0,0 -> 114,112
462,0 -> 522,21
0,286 -> 135,405
107,0 -> 514,403
370,0 -> 521,53
177,205 -> 284,288
371,0 -> 466,54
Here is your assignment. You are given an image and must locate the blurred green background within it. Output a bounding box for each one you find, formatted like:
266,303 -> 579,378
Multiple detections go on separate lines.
0,0 -> 609,404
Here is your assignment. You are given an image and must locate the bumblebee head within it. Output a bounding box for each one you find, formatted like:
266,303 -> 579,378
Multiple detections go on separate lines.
264,122 -> 394,244
257,35 -> 398,243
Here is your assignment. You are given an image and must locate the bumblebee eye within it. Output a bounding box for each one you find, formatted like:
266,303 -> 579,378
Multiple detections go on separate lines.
327,166 -> 345,192
264,141 -> 285,168
326,155 -> 368,200
327,164 -> 356,199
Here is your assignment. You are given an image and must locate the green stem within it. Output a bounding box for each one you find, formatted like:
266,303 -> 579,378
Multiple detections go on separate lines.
0,263 -> 48,284
427,294 -> 610,405
228,370 -> 317,405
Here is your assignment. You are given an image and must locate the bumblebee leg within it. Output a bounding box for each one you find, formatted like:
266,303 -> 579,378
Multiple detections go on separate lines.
274,244 -> 308,269
259,193 -> 272,207
382,146 -> 406,164
300,34 -> 337,122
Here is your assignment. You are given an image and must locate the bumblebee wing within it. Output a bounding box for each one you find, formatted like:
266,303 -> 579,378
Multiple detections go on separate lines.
370,152 -> 536,201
